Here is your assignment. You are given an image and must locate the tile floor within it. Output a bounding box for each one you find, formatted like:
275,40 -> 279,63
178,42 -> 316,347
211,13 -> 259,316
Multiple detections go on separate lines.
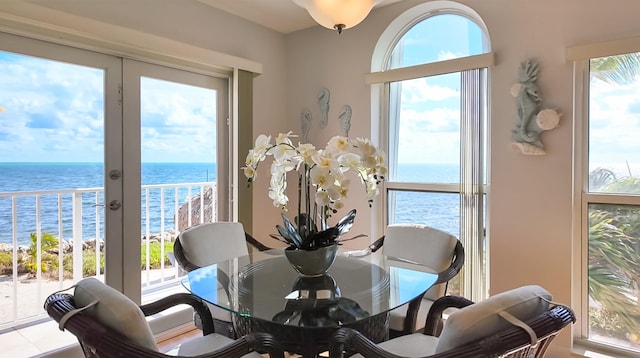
0,319 -> 201,357
0,319 -> 78,357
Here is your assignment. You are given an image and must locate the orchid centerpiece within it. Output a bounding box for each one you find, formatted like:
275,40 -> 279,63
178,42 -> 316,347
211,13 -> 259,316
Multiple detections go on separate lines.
243,132 -> 386,251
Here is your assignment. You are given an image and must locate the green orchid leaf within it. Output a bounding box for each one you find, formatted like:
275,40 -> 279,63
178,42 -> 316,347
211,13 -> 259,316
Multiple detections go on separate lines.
281,213 -> 303,247
335,209 -> 357,236
305,226 -> 339,249
276,224 -> 300,248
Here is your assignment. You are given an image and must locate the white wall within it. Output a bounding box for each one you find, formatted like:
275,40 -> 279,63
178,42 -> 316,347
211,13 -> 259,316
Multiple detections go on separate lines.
284,0 -> 640,356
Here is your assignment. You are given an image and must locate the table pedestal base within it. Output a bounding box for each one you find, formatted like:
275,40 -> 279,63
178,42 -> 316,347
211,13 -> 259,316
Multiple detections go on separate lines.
234,313 -> 389,357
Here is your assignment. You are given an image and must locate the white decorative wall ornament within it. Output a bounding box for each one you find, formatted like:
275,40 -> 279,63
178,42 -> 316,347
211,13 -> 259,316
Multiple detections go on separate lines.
511,59 -> 561,155
339,105 -> 352,137
300,109 -> 312,142
318,87 -> 330,129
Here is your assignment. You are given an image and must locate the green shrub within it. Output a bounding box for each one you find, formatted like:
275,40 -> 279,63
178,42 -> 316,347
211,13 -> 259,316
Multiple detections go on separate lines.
2,238 -> 174,278
0,251 -> 17,275
141,241 -> 174,268
82,251 -> 105,276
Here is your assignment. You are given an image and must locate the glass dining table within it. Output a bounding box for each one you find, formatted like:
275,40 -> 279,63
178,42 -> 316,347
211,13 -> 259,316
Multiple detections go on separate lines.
181,248 -> 438,357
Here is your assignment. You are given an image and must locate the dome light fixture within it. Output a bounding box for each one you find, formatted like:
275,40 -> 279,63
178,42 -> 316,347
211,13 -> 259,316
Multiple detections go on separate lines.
293,0 -> 382,34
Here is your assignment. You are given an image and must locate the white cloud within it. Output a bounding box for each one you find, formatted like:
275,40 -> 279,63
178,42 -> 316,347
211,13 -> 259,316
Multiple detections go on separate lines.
588,77 -> 640,171
397,107 -> 460,164
437,51 -> 459,61
401,77 -> 459,103
1,54 -> 218,163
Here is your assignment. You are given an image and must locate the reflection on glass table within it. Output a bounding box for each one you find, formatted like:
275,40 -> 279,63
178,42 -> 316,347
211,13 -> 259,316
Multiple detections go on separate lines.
182,250 -> 437,357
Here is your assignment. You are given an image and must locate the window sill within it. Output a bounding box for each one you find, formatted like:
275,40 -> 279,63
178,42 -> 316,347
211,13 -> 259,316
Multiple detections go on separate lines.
573,339 -> 640,358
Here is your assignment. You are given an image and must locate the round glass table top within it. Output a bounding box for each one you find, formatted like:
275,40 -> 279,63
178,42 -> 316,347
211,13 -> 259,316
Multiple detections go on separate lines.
182,249 -> 437,328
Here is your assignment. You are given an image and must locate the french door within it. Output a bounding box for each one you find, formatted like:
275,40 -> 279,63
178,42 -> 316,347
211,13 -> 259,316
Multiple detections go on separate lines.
0,31 -> 229,327
122,59 -> 228,303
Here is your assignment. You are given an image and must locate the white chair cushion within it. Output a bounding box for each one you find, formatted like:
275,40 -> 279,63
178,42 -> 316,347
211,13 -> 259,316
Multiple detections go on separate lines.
180,222 -> 249,267
384,224 -> 457,301
73,277 -> 158,352
168,333 -> 262,357
435,285 -> 552,353
350,333 -> 439,358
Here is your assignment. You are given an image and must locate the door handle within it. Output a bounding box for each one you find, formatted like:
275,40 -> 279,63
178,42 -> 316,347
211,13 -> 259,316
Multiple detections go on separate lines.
95,200 -> 122,210
107,200 -> 121,210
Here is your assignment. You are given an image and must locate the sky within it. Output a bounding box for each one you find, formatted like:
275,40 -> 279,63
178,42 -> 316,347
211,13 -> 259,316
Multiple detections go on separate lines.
390,13 -> 482,164
0,51 -> 217,163
589,75 -> 640,177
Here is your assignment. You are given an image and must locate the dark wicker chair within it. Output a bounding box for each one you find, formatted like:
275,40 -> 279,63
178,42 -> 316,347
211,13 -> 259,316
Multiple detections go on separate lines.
44,278 -> 284,358
329,286 -> 576,358
173,222 -> 274,338
360,224 -> 465,337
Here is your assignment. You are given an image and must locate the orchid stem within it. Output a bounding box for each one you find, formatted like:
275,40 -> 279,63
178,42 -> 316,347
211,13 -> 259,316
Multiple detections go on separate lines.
305,164 -> 311,237
297,172 -> 302,235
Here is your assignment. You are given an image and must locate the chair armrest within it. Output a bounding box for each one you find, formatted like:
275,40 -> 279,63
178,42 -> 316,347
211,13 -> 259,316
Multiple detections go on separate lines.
423,295 -> 474,336
435,240 -> 465,285
45,292 -> 285,358
340,236 -> 385,258
330,327 -> 400,358
369,235 -> 385,252
173,238 -> 202,272
245,232 -> 275,251
140,293 -> 216,336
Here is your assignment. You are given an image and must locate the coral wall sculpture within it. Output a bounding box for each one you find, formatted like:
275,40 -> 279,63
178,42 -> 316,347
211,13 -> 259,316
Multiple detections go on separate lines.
511,59 -> 561,155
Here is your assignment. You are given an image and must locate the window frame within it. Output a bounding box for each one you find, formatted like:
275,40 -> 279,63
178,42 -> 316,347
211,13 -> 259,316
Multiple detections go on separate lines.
0,28 -> 240,331
369,1 -> 492,302
571,41 -> 640,357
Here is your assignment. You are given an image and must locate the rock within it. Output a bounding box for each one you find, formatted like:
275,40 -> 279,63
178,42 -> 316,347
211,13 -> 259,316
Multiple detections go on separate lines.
177,184 -> 216,231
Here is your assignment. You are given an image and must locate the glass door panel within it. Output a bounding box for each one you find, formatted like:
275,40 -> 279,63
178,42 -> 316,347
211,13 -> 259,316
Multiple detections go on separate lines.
0,32 -> 121,326
123,59 -> 228,303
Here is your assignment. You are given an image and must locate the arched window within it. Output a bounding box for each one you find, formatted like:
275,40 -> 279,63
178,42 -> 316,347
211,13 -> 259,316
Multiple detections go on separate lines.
370,1 -> 492,301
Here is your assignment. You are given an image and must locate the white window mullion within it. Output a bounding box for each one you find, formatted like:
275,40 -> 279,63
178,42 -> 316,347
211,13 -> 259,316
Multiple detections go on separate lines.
460,68 -> 486,302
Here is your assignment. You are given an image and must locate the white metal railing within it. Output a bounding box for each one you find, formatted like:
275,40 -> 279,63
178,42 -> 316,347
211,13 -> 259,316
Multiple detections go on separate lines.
0,182 -> 215,329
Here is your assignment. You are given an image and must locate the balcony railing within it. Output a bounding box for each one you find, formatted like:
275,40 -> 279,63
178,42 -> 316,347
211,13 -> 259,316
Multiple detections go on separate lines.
0,182 -> 215,329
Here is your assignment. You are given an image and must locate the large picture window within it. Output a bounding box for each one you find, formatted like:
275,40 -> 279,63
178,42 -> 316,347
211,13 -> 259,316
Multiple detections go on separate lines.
371,2 -> 491,301
575,50 -> 640,355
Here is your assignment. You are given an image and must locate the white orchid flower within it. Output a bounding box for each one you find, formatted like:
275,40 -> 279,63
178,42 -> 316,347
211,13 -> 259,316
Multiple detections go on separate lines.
245,131 -> 387,236
310,166 -> 332,189
338,152 -> 361,171
296,143 -> 317,166
268,188 -> 288,208
254,134 -> 272,152
325,184 -> 342,201
315,190 -> 331,206
275,131 -> 296,145
243,166 -> 256,180
355,137 -> 377,157
326,135 -> 350,155
337,179 -> 350,198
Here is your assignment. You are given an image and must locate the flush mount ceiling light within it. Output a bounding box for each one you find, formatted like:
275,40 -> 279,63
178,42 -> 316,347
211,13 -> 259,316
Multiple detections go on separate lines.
293,0 -> 382,34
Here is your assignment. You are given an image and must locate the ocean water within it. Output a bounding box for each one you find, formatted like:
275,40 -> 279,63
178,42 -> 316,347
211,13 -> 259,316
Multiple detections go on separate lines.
0,162 -> 459,246
0,162 -> 216,246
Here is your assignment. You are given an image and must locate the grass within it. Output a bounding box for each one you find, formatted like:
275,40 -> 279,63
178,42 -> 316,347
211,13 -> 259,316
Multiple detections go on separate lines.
0,241 -> 174,278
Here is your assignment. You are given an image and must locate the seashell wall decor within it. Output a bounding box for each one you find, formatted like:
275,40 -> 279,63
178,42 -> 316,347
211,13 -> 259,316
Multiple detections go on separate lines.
511,59 -> 561,155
